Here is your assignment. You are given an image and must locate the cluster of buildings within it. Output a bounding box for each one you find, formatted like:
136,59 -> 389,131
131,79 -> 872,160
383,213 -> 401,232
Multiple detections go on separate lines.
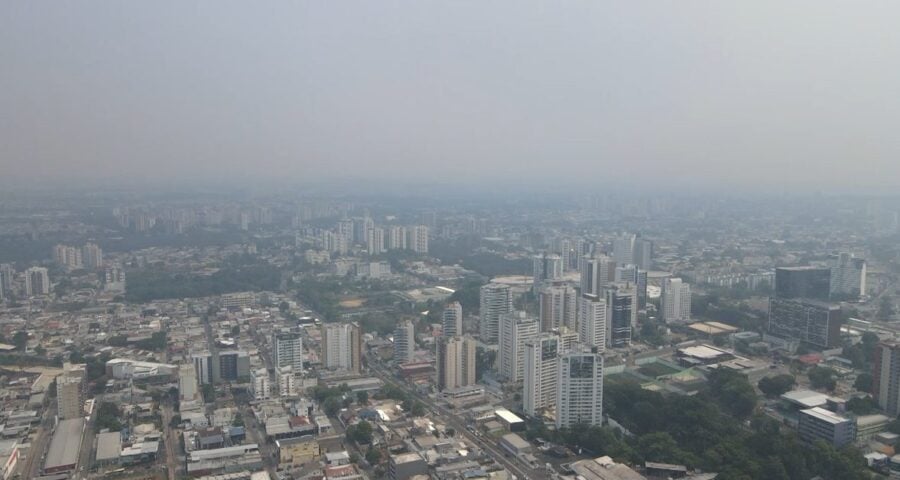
309,216 -> 429,257
52,242 -> 104,270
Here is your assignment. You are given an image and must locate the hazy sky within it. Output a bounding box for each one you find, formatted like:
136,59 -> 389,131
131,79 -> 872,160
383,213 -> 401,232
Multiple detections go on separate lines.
3,1 -> 900,190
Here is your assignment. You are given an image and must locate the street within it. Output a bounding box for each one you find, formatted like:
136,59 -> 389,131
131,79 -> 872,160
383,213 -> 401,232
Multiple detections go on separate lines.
20,399 -> 56,479
369,364 -> 547,480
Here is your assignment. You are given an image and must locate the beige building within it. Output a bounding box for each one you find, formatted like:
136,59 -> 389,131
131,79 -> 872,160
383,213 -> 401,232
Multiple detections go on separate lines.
276,437 -> 320,466
57,363 -> 86,420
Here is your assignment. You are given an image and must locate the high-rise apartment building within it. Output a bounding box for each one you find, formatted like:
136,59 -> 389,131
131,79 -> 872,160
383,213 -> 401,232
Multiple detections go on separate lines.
322,322 -> 362,373
661,278 -> 691,323
82,243 -> 104,269
605,284 -> 637,348
387,226 -> 407,250
0,264 -> 13,296
192,352 -> 215,385
393,320 -> 415,364
612,234 -> 635,270
273,331 -> 304,373
499,312 -> 539,383
367,227 -> 385,256
524,334 -> 560,417
578,294 -> 607,350
538,283 -> 578,332
580,255 -> 615,297
407,226 -> 429,254
533,253 -> 563,284
556,347 -> 604,428
479,283 -> 512,344
874,342 -> 900,416
442,302 -> 463,337
829,253 -> 866,299
632,237 -> 653,271
57,363 -> 86,420
437,336 -> 477,391
24,267 -> 50,296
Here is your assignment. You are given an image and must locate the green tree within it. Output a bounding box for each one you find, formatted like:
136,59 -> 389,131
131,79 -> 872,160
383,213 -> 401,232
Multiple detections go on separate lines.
706,368 -> 757,419
96,402 -> 123,432
323,397 -> 341,417
347,420 -> 373,444
201,384 -> 215,403
758,374 -> 795,398
808,366 -> 837,391
12,331 -> 28,351
365,446 -> 382,465
853,373 -> 873,393
356,391 -> 369,405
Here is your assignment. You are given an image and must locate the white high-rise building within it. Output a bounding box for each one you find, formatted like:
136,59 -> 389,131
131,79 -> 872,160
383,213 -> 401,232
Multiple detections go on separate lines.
524,334 -> 560,417
661,278 -> 692,323
277,366 -> 298,397
578,294 -> 607,350
633,237 -> 653,270
322,323 -> 361,372
437,335 -> 477,390
442,301 -> 463,337
24,267 -> 50,296
178,363 -> 199,402
479,283 -> 512,344
498,312 -> 539,383
367,227 -> 385,256
0,264 -> 13,296
393,320 -> 415,364
580,255 -> 615,297
192,352 -> 215,385
556,347 -> 604,428
830,253 -> 866,299
387,226 -> 407,250
273,331 -> 304,373
82,243 -> 104,269
539,283 -> 578,332
613,234 -> 636,270
251,368 -> 270,401
407,225 -> 429,253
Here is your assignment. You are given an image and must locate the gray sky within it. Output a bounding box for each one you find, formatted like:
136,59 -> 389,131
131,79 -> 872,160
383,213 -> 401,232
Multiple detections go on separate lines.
2,1 -> 900,191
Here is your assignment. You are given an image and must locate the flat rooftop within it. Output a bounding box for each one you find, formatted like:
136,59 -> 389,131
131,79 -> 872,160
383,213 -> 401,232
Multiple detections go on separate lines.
801,407 -> 851,425
95,431 -> 122,462
781,390 -> 830,408
495,408 -> 524,424
45,418 -> 84,471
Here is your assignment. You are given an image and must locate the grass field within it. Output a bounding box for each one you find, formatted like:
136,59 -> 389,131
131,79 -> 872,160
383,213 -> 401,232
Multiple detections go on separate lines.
637,362 -> 681,378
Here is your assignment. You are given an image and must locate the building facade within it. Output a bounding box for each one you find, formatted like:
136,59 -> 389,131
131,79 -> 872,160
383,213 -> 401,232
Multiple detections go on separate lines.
556,347 -> 604,428
479,283 -> 512,344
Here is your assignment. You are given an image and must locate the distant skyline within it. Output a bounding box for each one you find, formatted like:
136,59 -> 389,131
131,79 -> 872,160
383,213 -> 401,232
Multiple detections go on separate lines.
3,1 -> 900,191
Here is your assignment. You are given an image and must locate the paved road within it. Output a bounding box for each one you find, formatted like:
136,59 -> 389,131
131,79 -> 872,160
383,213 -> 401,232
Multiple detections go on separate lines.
370,364 -> 545,480
242,404 -> 279,479
20,399 -> 56,479
160,401 -> 179,480
73,398 -> 99,480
